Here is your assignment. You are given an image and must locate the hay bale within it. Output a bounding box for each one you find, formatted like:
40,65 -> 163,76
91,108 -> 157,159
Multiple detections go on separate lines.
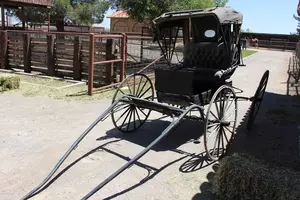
0,73 -> 20,92
212,153 -> 300,200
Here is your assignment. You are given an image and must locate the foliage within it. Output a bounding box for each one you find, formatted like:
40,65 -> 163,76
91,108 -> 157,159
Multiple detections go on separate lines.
293,14 -> 300,35
113,0 -> 228,22
10,0 -> 110,28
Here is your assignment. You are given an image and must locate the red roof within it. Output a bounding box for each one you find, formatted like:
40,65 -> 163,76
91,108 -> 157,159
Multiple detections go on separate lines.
107,10 -> 129,18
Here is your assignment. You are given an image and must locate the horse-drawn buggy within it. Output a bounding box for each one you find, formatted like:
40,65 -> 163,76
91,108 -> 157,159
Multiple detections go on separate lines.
22,6 -> 269,199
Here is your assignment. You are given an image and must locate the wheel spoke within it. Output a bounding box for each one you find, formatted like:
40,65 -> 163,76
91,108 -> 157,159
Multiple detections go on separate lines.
126,108 -> 134,131
137,80 -> 148,97
134,108 -> 142,127
207,124 -> 220,141
112,74 -> 154,133
112,104 -> 130,114
222,128 -> 229,143
115,106 -> 131,123
137,106 -> 147,117
136,76 -> 143,96
215,100 -> 220,117
138,86 -> 152,98
120,108 -> 133,129
207,122 -> 219,128
224,126 -> 234,135
126,81 -> 132,95
133,108 -> 136,129
209,111 -> 219,121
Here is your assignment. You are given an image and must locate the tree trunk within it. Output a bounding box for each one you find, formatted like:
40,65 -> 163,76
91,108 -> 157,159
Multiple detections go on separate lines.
55,17 -> 65,39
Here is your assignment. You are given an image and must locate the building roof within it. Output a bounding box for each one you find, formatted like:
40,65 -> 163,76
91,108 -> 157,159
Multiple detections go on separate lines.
1,0 -> 52,7
107,10 -> 129,18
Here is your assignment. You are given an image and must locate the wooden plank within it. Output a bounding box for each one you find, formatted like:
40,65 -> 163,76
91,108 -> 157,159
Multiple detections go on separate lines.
81,54 -> 106,63
8,38 -> 23,42
56,59 -> 73,66
8,58 -> 23,64
8,44 -> 24,50
55,54 -> 74,60
31,56 -> 47,63
31,47 -> 47,54
56,70 -> 73,77
55,46 -> 74,51
31,62 -> 48,69
31,66 -> 48,73
81,43 -> 106,52
55,49 -> 74,56
55,38 -> 74,44
31,51 -> 47,57
31,38 -> 47,42
8,40 -> 23,45
56,65 -> 73,71
8,54 -> 23,59
31,43 -> 48,48
8,49 -> 23,56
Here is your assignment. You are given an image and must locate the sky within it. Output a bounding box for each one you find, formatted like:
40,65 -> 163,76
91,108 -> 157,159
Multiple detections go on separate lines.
1,0 -> 299,34
98,0 -> 300,34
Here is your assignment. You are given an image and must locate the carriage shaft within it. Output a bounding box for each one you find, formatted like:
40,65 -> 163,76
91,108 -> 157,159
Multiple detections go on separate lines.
81,104 -> 202,199
21,100 -> 121,200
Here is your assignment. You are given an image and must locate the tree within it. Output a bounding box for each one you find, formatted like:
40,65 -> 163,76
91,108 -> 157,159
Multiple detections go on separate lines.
111,0 -> 228,22
293,14 -> 300,35
11,0 -> 110,32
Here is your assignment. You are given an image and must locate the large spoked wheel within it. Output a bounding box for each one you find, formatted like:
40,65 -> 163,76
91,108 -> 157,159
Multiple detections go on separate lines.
204,85 -> 238,161
246,70 -> 269,131
111,73 -> 155,133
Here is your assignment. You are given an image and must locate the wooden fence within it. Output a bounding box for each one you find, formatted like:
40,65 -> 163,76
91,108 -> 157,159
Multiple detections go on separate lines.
252,39 -> 297,51
0,31 -> 123,87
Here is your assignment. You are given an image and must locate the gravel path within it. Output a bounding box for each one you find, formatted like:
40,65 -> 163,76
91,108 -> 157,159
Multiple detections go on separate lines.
0,49 -> 299,200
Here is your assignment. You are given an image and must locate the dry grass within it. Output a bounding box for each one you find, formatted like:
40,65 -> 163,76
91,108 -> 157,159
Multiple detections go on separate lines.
212,153 -> 300,200
0,73 -> 20,92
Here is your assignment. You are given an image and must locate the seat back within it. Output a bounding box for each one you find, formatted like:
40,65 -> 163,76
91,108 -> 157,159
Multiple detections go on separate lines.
183,42 -> 229,70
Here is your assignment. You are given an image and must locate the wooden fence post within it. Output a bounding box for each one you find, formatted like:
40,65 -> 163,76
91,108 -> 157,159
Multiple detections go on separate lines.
120,33 -> 127,82
0,31 -> 8,69
105,39 -> 116,84
23,33 -> 31,73
47,34 -> 55,76
73,36 -> 82,80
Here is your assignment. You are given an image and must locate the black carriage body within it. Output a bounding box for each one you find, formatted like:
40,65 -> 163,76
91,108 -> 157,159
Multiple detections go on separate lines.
152,6 -> 243,106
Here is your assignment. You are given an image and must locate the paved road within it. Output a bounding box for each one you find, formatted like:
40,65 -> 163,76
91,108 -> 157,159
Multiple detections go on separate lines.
0,49 -> 299,200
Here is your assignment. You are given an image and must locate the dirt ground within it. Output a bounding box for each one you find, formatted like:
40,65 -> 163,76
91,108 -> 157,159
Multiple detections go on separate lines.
0,49 -> 299,200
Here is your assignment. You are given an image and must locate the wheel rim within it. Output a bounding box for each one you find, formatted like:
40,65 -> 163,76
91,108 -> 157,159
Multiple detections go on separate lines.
247,70 -> 269,130
204,85 -> 237,161
111,74 -> 154,133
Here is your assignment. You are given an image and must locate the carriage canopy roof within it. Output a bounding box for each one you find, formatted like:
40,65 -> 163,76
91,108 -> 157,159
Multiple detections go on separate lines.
153,6 -> 243,25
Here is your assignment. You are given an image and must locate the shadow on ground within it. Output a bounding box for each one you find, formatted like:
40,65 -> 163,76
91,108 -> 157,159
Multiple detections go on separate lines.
194,61 -> 300,199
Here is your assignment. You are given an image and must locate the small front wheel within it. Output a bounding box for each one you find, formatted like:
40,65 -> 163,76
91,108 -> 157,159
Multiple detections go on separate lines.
204,85 -> 237,161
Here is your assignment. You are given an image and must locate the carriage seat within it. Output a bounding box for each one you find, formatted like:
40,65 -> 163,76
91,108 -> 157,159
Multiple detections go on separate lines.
182,41 -> 229,80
